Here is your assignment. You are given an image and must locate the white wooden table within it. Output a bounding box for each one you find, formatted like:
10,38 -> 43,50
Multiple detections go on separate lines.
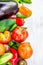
24,0 -> 43,65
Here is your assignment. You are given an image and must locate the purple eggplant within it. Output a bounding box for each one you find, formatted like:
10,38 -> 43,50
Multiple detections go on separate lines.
0,2 -> 18,20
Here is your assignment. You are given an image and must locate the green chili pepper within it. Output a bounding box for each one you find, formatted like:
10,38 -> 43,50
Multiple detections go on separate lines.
8,41 -> 14,47
16,14 -> 27,18
9,24 -> 17,32
22,0 -> 32,4
8,41 -> 20,50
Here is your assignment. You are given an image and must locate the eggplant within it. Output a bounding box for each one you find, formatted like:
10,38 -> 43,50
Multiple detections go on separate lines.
0,2 -> 18,20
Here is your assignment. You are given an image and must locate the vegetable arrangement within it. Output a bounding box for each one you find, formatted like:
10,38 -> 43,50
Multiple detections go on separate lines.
0,1 -> 33,65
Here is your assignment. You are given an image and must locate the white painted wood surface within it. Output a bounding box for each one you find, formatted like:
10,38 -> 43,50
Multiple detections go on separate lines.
24,0 -> 43,65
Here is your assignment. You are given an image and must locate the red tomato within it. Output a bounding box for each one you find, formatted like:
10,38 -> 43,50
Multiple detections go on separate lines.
0,31 -> 11,44
9,16 -> 24,26
11,26 -> 28,42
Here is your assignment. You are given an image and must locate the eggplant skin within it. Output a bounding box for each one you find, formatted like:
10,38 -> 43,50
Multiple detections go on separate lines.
0,2 -> 18,20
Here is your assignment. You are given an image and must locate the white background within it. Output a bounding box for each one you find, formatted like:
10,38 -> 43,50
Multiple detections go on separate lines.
24,0 -> 43,65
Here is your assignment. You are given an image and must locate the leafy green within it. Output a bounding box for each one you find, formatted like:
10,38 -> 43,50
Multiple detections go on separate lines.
0,19 -> 16,32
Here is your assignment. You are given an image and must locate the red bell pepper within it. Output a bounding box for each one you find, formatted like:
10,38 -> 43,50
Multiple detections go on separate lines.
9,16 -> 24,26
9,48 -> 18,65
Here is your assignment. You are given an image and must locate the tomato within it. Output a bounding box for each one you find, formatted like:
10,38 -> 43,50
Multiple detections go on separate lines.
0,44 -> 6,56
9,16 -> 24,26
18,42 -> 33,59
0,31 -> 11,44
11,26 -> 28,42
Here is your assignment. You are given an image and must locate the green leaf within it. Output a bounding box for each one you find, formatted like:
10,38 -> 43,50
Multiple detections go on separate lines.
0,19 -> 15,32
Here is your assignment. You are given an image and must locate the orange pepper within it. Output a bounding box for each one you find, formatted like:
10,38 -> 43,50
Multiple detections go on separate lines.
18,42 -> 33,59
19,5 -> 32,17
0,44 -> 6,56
